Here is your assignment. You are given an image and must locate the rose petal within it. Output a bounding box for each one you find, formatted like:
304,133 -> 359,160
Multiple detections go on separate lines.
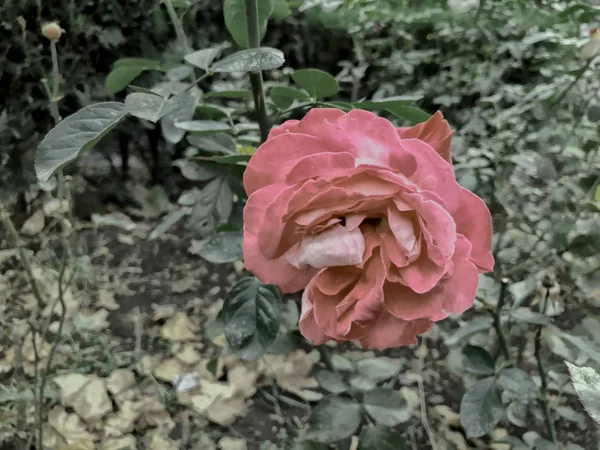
453,187 -> 494,272
385,236 -> 478,321
355,312 -> 434,350
243,184 -> 317,293
397,111 -> 454,163
285,224 -> 366,269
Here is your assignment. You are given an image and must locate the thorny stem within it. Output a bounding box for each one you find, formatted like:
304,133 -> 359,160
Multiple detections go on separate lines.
493,279 -> 512,363
535,289 -> 558,443
245,0 -> 270,143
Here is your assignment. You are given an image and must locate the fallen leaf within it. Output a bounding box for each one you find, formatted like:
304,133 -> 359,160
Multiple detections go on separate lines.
199,434 -> 217,450
117,233 -> 135,245
218,436 -> 247,450
153,357 -> 186,382
152,303 -> 176,321
260,350 -> 321,401
434,404 -> 461,428
190,380 -> 247,426
73,308 -> 110,331
103,400 -> 139,438
43,199 -> 63,216
97,290 -> 119,310
135,394 -> 175,429
172,277 -> 195,294
98,435 -> 137,450
21,209 -> 45,235
161,312 -> 198,341
228,361 -> 260,399
54,374 -> 112,423
137,354 -> 162,376
145,428 -> 180,450
106,369 -> 136,396
174,343 -> 202,365
44,406 -> 96,449
23,333 -> 51,363
0,347 -> 15,374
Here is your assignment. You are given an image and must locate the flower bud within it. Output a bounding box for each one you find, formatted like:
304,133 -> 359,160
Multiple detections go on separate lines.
41,22 -> 64,41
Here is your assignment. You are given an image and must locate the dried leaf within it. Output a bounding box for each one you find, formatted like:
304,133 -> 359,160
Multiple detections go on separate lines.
45,406 -> 96,448
98,435 -> 137,450
161,312 -> 198,341
54,374 -> 112,423
97,290 -> 119,310
21,209 -> 45,235
259,350 -> 321,401
218,436 -> 247,450
190,380 -> 247,426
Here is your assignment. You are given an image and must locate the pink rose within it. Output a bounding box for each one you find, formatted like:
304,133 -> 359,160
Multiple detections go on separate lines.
243,109 -> 494,350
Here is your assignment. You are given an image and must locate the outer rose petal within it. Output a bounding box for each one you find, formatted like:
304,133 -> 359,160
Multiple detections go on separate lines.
453,187 -> 495,272
397,111 -> 454,163
243,134 -> 332,196
355,312 -> 434,350
243,184 -> 317,293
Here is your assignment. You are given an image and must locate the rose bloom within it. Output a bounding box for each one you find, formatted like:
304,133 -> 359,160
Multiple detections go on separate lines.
243,109 -> 494,350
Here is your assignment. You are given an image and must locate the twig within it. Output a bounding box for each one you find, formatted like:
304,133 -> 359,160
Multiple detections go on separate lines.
245,0 -> 270,142
0,210 -> 45,310
416,339 -> 439,450
164,0 -> 191,54
534,288 -> 557,443
492,278 -> 512,363
36,250 -> 68,449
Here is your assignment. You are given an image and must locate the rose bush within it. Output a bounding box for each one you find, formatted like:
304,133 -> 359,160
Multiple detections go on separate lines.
243,108 -> 494,350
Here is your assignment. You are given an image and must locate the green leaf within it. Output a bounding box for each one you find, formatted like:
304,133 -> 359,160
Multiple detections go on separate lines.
205,90 -> 253,99
174,120 -> 233,133
91,212 -> 136,231
172,159 -> 218,181
356,357 -> 402,382
210,154 -> 251,165
566,362 -> 600,426
186,177 -> 233,236
272,0 -> 293,19
358,425 -> 408,450
349,375 -> 377,392
188,133 -> 237,154
331,354 -> 354,371
291,442 -> 328,450
445,316 -> 493,346
270,86 -> 311,109
587,103 -> 600,122
113,58 -> 160,69
219,276 -> 282,360
190,231 -> 243,264
211,47 -> 285,73
106,66 -> 148,94
357,98 -> 430,124
459,377 -> 503,438
315,371 -> 348,394
509,307 -> 552,326
462,345 -> 495,375
497,368 -> 537,400
161,89 -> 202,144
292,69 -> 339,99
106,58 -> 161,94
184,47 -> 224,71
363,388 -> 411,426
125,92 -> 182,123
306,397 -> 362,443
223,0 -> 275,48
149,209 -> 189,240
35,102 -> 128,183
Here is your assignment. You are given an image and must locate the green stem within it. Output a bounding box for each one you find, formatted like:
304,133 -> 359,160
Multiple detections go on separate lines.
493,279 -> 512,363
535,289 -> 557,443
245,0 -> 270,143
165,0 -> 191,53
50,41 -> 59,101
